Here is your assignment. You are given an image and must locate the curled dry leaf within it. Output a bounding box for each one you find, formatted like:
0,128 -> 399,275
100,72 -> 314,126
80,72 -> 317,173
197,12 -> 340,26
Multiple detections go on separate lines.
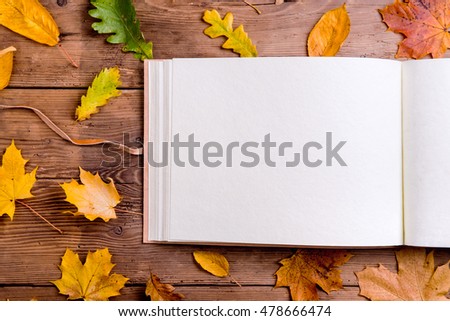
60,167 -> 121,222
76,67 -> 122,121
380,0 -> 450,59
0,0 -> 59,46
275,249 -> 353,301
52,248 -> 128,301
0,140 -> 37,220
203,9 -> 258,57
307,3 -> 350,57
0,46 -> 16,90
145,273 -> 184,301
356,247 -> 450,300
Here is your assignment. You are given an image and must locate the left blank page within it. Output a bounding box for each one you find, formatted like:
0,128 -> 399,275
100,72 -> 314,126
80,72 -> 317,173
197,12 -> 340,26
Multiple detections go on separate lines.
148,57 -> 403,247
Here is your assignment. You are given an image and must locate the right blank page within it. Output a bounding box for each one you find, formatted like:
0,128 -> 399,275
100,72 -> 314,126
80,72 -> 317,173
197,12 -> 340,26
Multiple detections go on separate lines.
403,59 -> 450,247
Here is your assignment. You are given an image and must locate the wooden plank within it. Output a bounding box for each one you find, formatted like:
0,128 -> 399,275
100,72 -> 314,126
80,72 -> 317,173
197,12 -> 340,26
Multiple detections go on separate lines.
1,0 -> 450,302
0,88 -> 143,182
1,191 -> 449,289
0,285 -> 364,301
0,0 -> 412,89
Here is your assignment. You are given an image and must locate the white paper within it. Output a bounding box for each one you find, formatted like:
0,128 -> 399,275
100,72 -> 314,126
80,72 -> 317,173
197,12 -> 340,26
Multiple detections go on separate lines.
150,57 -> 404,246
403,59 -> 450,247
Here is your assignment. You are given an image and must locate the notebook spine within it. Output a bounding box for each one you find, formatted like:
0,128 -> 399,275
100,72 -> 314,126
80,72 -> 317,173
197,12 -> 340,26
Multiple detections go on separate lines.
149,60 -> 172,241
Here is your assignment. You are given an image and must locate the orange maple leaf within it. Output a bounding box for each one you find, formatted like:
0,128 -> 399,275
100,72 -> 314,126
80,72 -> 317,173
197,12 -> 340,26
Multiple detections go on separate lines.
274,249 -> 352,301
380,0 -> 450,59
356,247 -> 450,301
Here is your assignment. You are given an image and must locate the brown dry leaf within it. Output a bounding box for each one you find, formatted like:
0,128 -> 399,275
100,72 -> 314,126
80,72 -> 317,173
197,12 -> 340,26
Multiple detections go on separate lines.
145,273 -> 184,301
274,249 -> 353,301
0,46 -> 16,90
307,4 -> 350,56
380,0 -> 450,59
60,167 -> 121,222
356,247 -> 450,300
52,248 -> 128,301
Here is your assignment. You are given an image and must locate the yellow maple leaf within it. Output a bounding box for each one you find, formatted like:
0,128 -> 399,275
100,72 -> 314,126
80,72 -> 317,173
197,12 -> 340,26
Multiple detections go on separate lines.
145,273 -> 184,301
203,9 -> 258,57
274,249 -> 353,301
356,247 -> 450,300
60,167 -> 121,222
0,141 -> 37,220
76,67 -> 122,121
0,46 -> 16,90
52,248 -> 128,301
0,0 -> 60,46
307,4 -> 350,57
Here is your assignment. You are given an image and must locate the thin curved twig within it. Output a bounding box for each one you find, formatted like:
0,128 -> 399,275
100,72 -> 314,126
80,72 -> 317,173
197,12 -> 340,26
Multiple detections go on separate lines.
0,104 -> 142,156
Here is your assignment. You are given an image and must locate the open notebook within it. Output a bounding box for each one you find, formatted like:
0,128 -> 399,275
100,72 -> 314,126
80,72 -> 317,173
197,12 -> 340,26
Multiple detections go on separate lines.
143,57 -> 450,248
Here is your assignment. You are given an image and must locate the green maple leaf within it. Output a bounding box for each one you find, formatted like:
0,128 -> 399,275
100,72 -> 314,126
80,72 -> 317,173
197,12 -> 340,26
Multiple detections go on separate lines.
89,0 -> 153,61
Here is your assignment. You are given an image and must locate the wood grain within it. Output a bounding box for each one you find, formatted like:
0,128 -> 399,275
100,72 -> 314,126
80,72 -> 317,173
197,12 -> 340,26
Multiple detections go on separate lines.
0,0 -> 449,301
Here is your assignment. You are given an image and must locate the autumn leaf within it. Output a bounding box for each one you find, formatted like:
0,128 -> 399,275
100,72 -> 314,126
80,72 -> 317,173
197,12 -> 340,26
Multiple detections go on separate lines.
380,0 -> 450,59
203,9 -> 258,57
0,0 -> 59,46
193,251 -> 230,277
75,67 -> 122,121
307,4 -> 350,56
0,141 -> 37,220
145,273 -> 184,301
52,248 -> 128,301
0,46 -> 16,90
274,249 -> 352,301
356,248 -> 450,300
89,0 -> 153,61
60,167 -> 121,222
193,251 -> 241,286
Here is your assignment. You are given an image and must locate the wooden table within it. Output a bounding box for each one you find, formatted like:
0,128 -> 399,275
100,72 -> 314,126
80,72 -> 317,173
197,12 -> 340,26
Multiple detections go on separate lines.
0,0 -> 449,301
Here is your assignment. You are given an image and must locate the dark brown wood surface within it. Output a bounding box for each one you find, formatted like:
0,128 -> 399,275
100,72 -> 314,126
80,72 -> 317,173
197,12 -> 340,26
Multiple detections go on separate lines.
0,0 -> 449,301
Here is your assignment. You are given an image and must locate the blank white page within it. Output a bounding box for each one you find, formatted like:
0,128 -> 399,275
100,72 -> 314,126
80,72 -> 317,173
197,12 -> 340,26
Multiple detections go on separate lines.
403,59 -> 450,247
163,57 -> 402,246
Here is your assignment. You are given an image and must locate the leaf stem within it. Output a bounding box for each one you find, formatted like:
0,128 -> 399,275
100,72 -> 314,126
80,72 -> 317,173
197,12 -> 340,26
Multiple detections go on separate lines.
16,200 -> 63,234
229,274 -> 242,287
243,0 -> 262,14
57,44 -> 79,68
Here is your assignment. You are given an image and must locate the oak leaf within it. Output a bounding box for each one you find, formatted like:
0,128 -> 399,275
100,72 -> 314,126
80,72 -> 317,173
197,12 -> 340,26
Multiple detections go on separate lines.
307,4 -> 350,57
145,273 -> 184,301
0,0 -> 59,46
0,46 -> 16,90
89,0 -> 153,61
356,247 -> 450,300
60,167 -> 121,222
0,141 -> 37,220
203,10 -> 258,57
76,67 -> 122,121
274,249 -> 352,301
380,0 -> 450,59
52,248 -> 128,301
